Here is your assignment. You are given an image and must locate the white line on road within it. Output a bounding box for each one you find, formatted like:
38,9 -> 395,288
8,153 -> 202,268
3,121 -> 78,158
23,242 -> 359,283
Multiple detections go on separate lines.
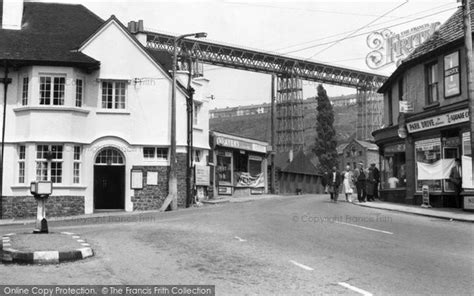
335,221 -> 393,235
234,236 -> 247,242
338,282 -> 373,296
289,260 -> 314,271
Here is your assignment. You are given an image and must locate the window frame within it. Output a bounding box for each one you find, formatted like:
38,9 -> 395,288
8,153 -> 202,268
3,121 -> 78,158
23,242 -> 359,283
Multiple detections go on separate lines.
75,79 -> 84,107
39,75 -> 66,106
143,147 -> 169,161
18,145 -> 26,184
426,61 -> 439,105
193,102 -> 202,126
35,144 -> 64,183
101,80 -> 127,110
73,145 -> 82,184
22,77 -> 29,106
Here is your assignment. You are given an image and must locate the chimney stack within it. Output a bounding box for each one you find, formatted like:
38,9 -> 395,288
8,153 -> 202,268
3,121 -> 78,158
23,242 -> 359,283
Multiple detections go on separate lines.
2,0 -> 24,30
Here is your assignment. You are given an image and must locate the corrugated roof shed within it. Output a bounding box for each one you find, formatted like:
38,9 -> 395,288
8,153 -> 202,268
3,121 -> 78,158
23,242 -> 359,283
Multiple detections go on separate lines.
274,150 -> 320,176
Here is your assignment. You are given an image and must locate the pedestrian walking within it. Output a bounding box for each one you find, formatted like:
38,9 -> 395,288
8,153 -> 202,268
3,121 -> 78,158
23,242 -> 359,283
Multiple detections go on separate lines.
366,166 -> 376,202
449,158 -> 463,208
342,165 -> 354,202
322,172 -> 329,197
371,163 -> 380,200
328,166 -> 341,203
353,162 -> 367,202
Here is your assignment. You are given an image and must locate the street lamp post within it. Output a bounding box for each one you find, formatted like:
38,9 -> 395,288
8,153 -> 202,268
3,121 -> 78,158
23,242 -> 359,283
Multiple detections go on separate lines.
166,32 -> 207,211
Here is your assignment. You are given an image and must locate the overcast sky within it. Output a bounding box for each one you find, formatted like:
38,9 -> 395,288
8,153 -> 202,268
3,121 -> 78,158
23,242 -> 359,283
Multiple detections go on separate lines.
39,0 -> 460,108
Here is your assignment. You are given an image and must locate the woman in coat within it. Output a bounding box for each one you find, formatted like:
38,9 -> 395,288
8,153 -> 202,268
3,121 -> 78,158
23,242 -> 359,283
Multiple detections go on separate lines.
342,165 -> 354,202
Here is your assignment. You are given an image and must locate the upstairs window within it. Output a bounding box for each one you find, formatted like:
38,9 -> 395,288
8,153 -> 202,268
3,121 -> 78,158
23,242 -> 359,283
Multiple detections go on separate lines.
101,81 -> 126,109
398,78 -> 404,101
444,51 -> 460,98
22,77 -> 29,106
427,62 -> 439,104
40,76 -> 65,105
193,102 -> 202,126
75,79 -> 83,107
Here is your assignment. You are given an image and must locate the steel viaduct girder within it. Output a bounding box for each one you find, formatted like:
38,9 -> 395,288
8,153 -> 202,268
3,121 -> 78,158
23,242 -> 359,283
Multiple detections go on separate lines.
145,31 -> 387,91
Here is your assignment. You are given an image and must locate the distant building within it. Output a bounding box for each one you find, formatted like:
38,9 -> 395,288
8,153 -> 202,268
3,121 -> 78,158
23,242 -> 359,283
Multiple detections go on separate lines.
337,139 -> 379,170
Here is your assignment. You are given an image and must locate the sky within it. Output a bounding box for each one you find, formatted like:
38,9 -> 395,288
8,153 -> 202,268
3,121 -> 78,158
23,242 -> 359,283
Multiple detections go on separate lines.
37,0 -> 460,109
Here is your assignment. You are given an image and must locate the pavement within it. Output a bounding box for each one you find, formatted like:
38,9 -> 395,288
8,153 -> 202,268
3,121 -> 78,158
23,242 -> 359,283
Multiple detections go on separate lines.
0,194 -> 472,295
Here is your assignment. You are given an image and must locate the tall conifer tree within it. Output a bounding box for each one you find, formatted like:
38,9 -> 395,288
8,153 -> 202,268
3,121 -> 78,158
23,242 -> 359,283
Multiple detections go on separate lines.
313,84 -> 338,172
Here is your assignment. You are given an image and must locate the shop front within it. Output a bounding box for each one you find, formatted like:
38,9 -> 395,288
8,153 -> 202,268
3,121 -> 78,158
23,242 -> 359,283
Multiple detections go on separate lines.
210,131 -> 268,197
375,107 -> 473,208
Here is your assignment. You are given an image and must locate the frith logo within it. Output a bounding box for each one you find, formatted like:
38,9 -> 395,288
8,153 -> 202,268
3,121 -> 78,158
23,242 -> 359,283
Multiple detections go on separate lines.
366,22 -> 440,69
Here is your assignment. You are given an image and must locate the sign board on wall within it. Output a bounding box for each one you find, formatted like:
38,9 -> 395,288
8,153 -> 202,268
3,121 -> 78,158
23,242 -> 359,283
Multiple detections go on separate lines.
407,109 -> 469,133
146,171 -> 158,185
215,135 -> 267,153
195,165 -> 210,186
131,169 -> 143,189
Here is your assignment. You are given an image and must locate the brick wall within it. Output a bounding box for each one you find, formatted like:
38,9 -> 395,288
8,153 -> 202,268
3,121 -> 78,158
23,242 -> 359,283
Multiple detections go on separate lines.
1,196 -> 84,219
132,153 -> 188,210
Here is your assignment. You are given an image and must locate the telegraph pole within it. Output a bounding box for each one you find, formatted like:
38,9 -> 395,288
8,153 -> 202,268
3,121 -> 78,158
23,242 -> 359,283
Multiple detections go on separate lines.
270,75 -> 276,194
463,0 -> 474,183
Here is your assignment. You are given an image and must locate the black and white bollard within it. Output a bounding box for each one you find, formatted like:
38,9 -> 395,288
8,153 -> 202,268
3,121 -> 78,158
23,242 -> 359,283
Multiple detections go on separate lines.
30,181 -> 52,234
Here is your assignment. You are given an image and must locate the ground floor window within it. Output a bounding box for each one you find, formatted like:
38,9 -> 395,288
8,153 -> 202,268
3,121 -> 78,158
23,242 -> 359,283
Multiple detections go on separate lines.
462,132 -> 473,189
381,144 -> 406,189
36,144 -> 63,183
415,138 -> 442,191
216,151 -> 232,185
18,145 -> 26,183
73,146 -> 82,184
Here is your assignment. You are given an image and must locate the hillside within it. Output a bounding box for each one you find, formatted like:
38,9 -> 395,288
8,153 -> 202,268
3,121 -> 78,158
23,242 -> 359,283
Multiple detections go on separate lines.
209,99 -> 358,152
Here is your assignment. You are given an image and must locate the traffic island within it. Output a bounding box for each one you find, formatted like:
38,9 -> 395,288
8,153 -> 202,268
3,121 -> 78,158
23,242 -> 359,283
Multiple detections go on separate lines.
1,232 -> 94,264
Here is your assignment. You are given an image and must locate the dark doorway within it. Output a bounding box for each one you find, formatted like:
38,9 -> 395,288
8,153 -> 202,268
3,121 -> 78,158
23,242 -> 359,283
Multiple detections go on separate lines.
94,165 -> 125,210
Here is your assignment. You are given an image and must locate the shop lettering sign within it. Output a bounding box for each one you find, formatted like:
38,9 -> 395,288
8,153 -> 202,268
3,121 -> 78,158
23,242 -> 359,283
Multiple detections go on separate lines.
384,144 -> 406,153
407,109 -> 470,133
216,136 -> 266,153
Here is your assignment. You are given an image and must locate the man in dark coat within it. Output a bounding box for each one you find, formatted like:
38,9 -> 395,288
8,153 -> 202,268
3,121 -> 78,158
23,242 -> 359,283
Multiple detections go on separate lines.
371,163 -> 380,200
353,162 -> 367,202
327,166 -> 341,203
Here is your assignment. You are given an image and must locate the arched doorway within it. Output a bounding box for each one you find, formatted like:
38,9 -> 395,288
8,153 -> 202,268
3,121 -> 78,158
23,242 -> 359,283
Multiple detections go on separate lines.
94,148 -> 125,210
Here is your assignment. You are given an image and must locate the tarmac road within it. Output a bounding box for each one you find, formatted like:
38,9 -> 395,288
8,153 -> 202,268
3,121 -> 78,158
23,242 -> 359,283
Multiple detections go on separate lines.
0,194 -> 473,295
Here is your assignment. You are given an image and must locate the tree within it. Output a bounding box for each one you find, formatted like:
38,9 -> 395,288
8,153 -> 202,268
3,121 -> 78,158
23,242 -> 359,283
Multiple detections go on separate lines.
313,84 -> 338,173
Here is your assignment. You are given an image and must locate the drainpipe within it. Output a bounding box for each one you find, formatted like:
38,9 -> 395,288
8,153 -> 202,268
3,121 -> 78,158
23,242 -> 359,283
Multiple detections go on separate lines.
0,62 -> 12,219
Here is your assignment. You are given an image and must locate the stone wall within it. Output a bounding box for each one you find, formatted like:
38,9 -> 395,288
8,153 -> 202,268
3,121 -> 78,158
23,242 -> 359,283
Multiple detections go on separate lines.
1,196 -> 84,219
132,153 -> 188,210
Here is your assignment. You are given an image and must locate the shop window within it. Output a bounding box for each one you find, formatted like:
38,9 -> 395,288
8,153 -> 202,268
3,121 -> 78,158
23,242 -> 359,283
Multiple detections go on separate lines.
444,51 -> 460,98
40,76 -> 65,105
462,132 -> 471,157
36,145 -> 63,183
18,145 -> 26,183
216,152 -> 232,185
101,81 -> 126,109
381,147 -> 406,189
248,155 -> 263,176
22,77 -> 29,106
426,62 -> 438,104
415,138 -> 442,192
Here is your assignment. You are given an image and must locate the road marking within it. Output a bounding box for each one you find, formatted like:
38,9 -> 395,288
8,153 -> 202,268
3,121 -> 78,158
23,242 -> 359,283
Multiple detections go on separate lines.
335,221 -> 393,235
289,260 -> 314,271
234,236 -> 246,242
338,282 -> 373,296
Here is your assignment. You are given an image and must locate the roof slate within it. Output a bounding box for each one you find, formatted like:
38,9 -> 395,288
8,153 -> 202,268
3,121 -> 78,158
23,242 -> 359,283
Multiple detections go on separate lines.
0,2 -> 103,67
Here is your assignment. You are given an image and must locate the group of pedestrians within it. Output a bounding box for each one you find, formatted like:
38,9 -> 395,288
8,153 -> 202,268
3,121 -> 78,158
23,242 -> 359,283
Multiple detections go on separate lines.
322,162 -> 380,203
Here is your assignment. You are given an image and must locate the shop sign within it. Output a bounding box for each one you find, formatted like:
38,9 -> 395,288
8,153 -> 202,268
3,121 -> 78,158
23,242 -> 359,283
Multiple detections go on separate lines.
215,136 -> 266,153
218,186 -> 232,195
407,109 -> 470,133
415,138 -> 441,151
384,144 -> 405,153
195,165 -> 210,186
249,155 -> 263,161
